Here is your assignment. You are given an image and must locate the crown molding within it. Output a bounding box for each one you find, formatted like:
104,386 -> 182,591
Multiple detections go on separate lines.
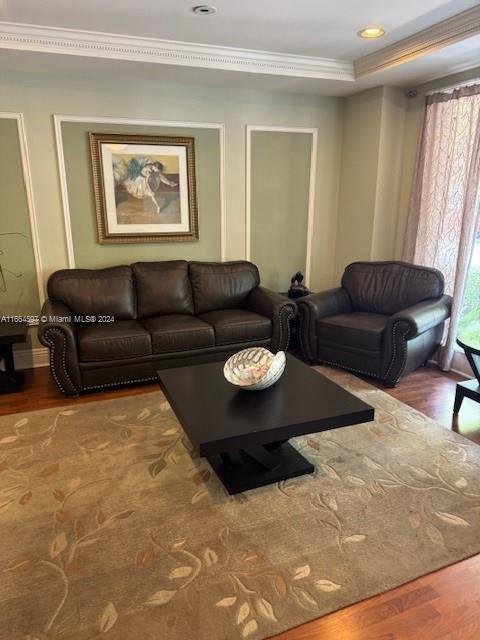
0,21 -> 354,82
355,5 -> 480,78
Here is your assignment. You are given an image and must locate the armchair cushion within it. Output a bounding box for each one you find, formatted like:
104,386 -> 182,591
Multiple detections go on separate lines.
199,309 -> 271,346
142,315 -> 214,353
318,312 -> 388,351
78,321 -> 151,362
342,261 -> 445,315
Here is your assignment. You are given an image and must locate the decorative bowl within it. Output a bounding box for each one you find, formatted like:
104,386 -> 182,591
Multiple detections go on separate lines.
223,347 -> 286,391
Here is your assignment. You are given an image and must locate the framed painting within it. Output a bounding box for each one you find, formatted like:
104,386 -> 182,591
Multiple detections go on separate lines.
89,133 -> 198,243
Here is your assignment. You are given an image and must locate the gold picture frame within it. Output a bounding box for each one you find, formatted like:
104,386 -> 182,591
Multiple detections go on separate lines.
89,132 -> 198,244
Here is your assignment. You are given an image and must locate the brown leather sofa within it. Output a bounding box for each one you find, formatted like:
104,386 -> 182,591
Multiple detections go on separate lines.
297,261 -> 452,387
38,260 -> 296,397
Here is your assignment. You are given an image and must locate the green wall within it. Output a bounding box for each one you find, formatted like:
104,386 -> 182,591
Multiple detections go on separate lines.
0,69 -> 342,295
0,118 -> 40,316
250,130 -> 311,290
335,87 -> 383,277
335,86 -> 406,279
62,122 -> 221,267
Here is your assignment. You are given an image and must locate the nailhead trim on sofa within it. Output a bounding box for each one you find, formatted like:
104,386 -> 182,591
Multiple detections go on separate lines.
383,321 -> 410,386
83,376 -> 157,392
43,328 -> 80,396
315,358 -> 380,379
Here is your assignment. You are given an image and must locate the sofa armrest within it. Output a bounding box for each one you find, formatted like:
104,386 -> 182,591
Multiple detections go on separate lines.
296,288 -> 352,361
387,295 -> 452,339
38,299 -> 82,396
246,287 -> 296,352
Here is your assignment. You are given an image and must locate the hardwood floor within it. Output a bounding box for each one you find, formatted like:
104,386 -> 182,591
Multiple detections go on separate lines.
1,364 -> 480,640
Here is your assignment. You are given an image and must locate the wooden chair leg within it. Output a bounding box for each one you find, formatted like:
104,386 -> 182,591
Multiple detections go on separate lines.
453,385 -> 465,415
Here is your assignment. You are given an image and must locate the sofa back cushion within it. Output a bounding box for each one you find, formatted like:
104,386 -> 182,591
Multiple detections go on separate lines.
189,261 -> 260,314
341,261 -> 445,315
47,266 -> 136,319
132,261 -> 194,318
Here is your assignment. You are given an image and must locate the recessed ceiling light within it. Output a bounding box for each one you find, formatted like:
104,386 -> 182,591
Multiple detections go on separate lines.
358,27 -> 385,39
192,5 -> 217,15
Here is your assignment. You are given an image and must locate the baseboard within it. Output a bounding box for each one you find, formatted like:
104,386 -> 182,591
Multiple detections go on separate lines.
428,356 -> 471,380
13,346 -> 49,370
450,367 -> 471,379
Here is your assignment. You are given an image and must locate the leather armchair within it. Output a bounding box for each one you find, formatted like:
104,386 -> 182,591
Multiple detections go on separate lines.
297,261 -> 452,387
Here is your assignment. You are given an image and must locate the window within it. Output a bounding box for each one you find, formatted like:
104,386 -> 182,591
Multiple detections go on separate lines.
458,220 -> 480,348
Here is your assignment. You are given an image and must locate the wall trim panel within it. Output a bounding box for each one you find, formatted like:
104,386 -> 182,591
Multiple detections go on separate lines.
53,114 -> 226,266
245,125 -> 318,287
0,111 -> 45,317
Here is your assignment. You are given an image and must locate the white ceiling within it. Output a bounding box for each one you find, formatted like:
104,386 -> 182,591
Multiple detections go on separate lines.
0,0 -> 479,95
0,0 -> 478,58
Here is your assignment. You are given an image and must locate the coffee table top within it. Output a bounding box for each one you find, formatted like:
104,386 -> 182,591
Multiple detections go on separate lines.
157,354 -> 374,456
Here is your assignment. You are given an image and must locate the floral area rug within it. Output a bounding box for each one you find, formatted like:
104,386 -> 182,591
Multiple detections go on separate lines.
1,367 -> 480,640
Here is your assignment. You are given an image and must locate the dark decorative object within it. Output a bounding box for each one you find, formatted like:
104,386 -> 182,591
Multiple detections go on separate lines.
453,337 -> 480,414
0,321 -> 27,393
157,354 -> 374,494
288,271 -> 310,299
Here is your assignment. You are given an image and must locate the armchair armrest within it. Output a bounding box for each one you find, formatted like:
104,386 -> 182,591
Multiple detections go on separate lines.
387,295 -> 452,339
38,299 -> 82,396
296,287 -> 352,321
296,288 -> 352,361
381,295 -> 452,387
246,287 -> 296,352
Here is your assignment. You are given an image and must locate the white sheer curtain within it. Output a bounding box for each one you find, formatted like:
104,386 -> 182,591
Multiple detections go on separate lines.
403,85 -> 480,370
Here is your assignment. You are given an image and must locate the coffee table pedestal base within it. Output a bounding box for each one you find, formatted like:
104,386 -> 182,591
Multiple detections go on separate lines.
208,442 -> 314,495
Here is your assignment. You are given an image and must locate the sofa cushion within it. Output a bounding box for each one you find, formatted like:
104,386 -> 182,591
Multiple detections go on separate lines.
142,315 -> 215,353
199,309 -> 271,346
78,320 -> 151,362
189,261 -> 260,314
342,261 -> 444,315
132,261 -> 194,318
317,312 -> 388,352
47,266 -> 136,320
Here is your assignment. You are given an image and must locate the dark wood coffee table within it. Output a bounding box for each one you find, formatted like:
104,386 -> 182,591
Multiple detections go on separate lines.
157,354 -> 374,494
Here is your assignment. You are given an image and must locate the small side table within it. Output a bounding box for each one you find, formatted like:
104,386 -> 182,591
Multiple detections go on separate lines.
0,321 -> 27,394
454,338 -> 480,414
